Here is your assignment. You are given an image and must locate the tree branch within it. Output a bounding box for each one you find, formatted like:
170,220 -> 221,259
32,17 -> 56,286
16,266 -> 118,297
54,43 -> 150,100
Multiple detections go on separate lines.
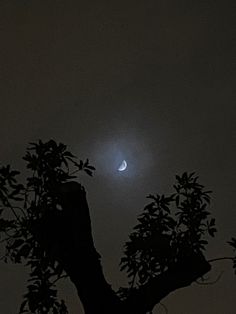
34,182 -> 123,314
208,257 -> 234,263
123,253 -> 211,314
32,181 -> 213,314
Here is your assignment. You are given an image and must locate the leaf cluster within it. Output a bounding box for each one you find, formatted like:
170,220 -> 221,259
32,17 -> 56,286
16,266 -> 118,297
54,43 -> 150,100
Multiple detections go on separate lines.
0,140 -> 95,313
120,172 -> 217,290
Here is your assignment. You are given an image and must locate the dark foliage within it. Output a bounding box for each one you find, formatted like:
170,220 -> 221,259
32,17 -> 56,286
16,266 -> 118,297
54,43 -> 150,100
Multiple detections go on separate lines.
0,140 -> 95,313
118,172 -> 217,297
0,140 -> 234,313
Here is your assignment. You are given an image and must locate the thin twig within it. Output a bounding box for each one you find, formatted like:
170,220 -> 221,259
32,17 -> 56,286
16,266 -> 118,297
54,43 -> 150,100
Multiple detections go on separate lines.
13,206 -> 27,218
50,274 -> 68,286
208,257 -> 234,263
5,202 -> 21,224
130,272 -> 137,289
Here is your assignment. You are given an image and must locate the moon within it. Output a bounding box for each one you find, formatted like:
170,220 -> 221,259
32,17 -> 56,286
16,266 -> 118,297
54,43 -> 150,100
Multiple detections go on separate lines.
118,160 -> 127,171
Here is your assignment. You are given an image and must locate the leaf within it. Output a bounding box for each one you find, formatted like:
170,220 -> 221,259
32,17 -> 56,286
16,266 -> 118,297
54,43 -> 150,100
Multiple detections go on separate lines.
64,151 -> 75,158
175,195 -> 180,206
9,239 -> 24,249
19,299 -> 27,314
0,218 -> 15,232
84,169 -> 93,176
208,228 -> 217,237
86,165 -> 96,170
228,238 -> 236,249
17,244 -> 31,258
209,218 -> 215,226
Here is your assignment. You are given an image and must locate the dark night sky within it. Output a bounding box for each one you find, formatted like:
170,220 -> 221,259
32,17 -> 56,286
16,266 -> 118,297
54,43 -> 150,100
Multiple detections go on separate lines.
0,1 -> 236,313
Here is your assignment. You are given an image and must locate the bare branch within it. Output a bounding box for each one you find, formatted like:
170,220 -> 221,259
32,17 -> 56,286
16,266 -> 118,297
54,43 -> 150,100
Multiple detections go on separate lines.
208,257 -> 234,263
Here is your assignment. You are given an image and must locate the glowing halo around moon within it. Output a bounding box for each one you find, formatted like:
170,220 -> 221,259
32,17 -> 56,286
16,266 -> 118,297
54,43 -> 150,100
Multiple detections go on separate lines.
118,160 -> 127,172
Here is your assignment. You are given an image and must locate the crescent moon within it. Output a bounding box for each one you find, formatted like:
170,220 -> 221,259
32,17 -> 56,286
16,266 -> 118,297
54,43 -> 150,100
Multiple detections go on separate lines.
118,160 -> 127,171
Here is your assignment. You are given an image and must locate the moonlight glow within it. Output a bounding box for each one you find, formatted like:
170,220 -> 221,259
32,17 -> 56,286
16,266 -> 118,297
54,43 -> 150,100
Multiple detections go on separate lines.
118,160 -> 127,171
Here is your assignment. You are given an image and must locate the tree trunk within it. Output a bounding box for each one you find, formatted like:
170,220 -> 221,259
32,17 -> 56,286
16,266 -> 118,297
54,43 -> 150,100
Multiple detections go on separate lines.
38,182 -> 211,314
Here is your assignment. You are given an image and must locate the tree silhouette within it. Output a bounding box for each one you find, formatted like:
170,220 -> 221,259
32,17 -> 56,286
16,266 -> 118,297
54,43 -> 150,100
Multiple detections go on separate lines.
0,140 -> 235,314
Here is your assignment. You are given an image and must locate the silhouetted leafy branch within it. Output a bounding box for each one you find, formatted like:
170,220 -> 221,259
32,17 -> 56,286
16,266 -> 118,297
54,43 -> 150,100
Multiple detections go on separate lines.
0,140 -> 235,314
0,140 -> 95,313
119,172 -> 218,295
